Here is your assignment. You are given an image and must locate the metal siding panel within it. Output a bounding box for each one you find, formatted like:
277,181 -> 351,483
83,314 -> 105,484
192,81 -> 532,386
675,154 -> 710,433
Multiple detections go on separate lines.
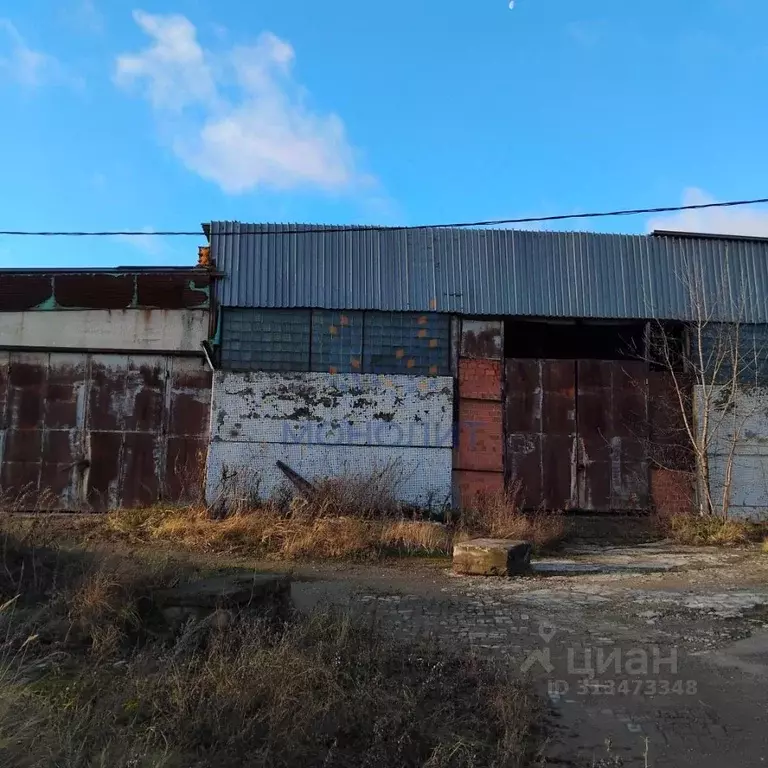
211,222 -> 768,322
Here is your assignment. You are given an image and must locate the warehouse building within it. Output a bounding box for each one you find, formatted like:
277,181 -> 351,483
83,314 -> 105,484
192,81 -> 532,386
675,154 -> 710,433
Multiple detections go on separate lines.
4,224 -> 768,519
204,223 -> 768,519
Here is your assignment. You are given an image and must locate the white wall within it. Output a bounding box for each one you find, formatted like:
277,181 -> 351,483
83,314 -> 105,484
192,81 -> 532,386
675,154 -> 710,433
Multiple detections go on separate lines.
0,309 -> 209,353
697,384 -> 768,520
206,371 -> 454,507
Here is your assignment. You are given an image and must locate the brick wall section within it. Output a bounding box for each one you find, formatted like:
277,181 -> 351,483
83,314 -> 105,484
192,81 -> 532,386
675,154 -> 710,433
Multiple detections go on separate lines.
453,469 -> 505,508
455,401 -> 503,471
454,358 -> 505,507
651,468 -> 696,518
459,359 -> 503,400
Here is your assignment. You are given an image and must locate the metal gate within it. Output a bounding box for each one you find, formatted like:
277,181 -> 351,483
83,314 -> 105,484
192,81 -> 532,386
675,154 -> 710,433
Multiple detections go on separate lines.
0,351 -> 211,512
505,359 -> 650,512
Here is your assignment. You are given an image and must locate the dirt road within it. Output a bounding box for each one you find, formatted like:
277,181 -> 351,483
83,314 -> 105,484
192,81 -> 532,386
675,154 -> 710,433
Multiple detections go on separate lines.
285,544 -> 768,767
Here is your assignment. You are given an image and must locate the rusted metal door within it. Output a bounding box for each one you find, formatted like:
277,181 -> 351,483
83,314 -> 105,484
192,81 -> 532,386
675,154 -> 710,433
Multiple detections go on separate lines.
505,360 -> 577,510
576,360 -> 649,512
0,351 -> 211,512
505,359 -> 650,512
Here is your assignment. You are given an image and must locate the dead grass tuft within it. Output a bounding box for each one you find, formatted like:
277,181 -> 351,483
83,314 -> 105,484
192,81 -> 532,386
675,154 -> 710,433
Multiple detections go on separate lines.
380,520 -> 453,555
661,513 -> 767,547
761,538 -> 768,554
458,484 -> 568,553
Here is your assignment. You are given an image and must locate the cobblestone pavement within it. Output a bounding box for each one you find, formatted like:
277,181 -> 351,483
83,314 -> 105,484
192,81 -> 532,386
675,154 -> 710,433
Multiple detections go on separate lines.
288,548 -> 768,767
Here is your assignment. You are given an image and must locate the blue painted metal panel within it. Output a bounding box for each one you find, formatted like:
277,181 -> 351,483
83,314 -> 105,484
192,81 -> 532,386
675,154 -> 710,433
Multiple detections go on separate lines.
209,222 -> 768,322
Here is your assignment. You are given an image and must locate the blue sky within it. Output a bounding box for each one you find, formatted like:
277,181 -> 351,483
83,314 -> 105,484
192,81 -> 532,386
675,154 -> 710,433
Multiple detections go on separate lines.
1,0 -> 768,268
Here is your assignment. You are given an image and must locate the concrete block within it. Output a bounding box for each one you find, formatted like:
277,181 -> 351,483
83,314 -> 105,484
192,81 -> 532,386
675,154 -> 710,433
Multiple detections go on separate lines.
453,538 -> 533,576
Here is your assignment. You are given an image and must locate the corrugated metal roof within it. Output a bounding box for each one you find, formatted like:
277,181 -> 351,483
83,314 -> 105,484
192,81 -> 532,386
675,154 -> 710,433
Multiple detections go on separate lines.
209,222 -> 768,322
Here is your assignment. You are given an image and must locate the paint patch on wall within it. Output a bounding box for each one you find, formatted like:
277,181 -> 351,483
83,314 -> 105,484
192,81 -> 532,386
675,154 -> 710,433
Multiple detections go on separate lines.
206,370 -> 454,507
211,371 -> 453,447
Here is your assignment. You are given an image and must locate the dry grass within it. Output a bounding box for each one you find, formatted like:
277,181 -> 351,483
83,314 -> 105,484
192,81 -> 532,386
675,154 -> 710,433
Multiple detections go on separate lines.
660,513 -> 768,547
0,535 -> 540,768
102,475 -> 569,560
762,538 -> 768,554
105,504 -> 456,560
458,485 -> 568,554
380,520 -> 453,554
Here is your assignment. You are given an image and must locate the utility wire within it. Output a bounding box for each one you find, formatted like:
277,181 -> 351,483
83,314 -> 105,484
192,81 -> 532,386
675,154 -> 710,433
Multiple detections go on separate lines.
1,196 -> 767,236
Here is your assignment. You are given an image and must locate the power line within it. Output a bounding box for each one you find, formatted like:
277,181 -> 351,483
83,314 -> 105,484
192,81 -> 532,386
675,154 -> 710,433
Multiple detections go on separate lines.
1,196 -> 767,236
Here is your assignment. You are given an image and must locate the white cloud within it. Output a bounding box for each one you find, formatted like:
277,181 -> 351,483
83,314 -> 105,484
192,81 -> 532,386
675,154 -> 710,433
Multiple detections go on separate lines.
115,11 -> 366,194
648,188 -> 768,237
0,19 -> 80,88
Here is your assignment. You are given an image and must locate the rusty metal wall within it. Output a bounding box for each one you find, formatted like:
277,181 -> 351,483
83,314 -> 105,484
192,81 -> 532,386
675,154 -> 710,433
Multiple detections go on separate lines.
207,371 -> 453,507
0,271 -> 211,311
505,359 -> 651,512
0,351 -> 211,511
452,318 -> 505,508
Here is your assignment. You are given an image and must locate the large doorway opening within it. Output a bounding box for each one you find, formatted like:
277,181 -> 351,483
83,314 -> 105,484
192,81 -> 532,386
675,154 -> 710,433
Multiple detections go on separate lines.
504,319 -> 651,512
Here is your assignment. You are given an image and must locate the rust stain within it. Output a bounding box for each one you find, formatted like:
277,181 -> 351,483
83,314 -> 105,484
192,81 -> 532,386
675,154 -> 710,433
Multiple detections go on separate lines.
0,272 -> 211,312
136,273 -> 210,309
0,274 -> 53,310
0,352 -> 212,512
56,274 -> 135,309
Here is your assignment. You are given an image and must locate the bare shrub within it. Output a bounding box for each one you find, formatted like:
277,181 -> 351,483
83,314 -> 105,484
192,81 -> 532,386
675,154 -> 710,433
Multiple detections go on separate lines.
458,483 -> 567,553
0,484 -> 62,513
288,462 -> 406,521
